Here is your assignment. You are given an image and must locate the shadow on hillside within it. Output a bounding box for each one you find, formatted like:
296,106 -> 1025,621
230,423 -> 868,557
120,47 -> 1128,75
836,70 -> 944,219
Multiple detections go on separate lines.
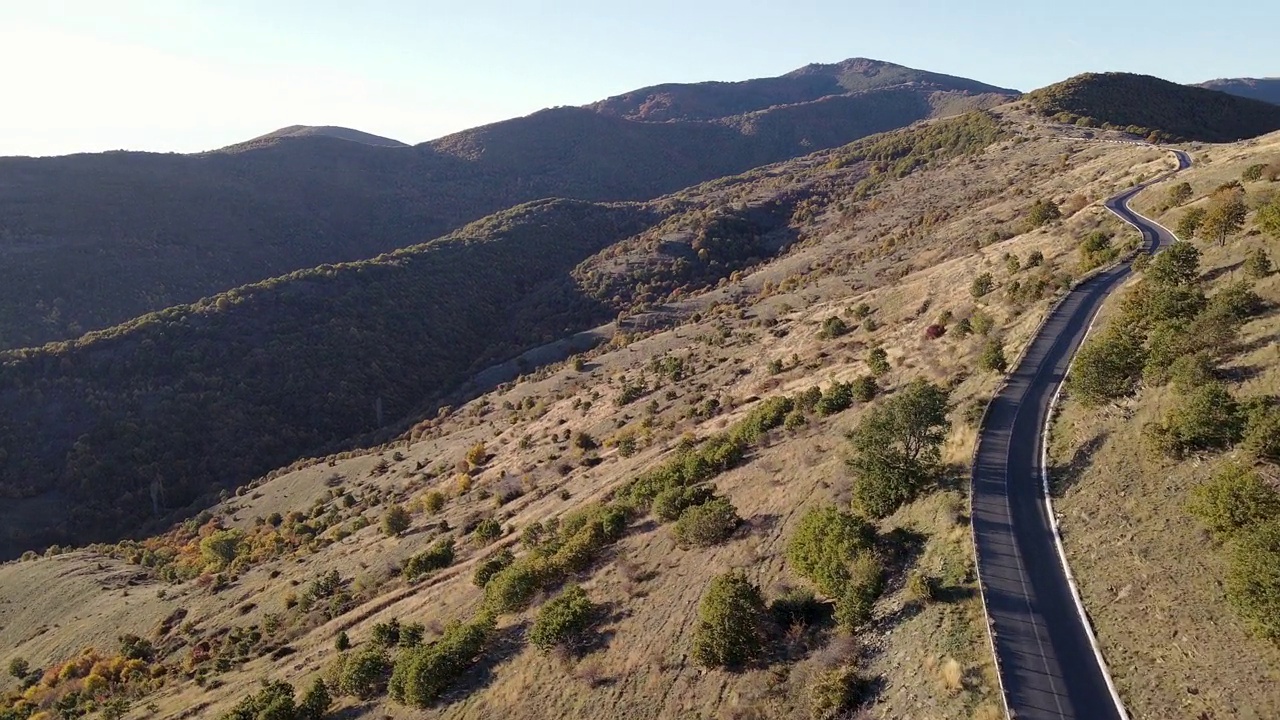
1201,260 -> 1245,283
1236,331 -> 1280,356
1049,430 -> 1109,498
438,621 -> 528,706
1219,363 -> 1268,383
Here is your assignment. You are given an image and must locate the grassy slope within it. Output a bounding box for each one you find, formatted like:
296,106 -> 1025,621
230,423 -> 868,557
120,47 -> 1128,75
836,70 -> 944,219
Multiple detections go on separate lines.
1049,132 -> 1280,719
0,120 -> 1175,720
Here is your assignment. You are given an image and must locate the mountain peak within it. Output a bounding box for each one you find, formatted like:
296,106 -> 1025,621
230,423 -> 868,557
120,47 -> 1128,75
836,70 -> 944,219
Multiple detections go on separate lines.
225,125 -> 409,151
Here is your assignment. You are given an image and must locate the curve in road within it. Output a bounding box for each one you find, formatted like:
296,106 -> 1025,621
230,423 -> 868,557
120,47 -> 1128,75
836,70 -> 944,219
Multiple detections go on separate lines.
972,149 -> 1191,720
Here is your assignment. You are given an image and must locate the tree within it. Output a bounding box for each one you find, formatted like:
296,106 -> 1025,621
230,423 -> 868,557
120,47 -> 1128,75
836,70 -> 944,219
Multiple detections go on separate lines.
1201,192 -> 1247,246
6,657 -> 29,681
338,645 -> 391,699
1167,181 -> 1193,207
970,272 -> 995,299
691,571 -> 766,668
1225,520 -> 1280,640
200,528 -> 244,570
420,490 -> 445,515
978,340 -> 1008,373
1188,465 -> 1280,537
866,347 -> 890,376
848,380 -> 951,518
1147,242 -> 1200,287
472,548 -> 515,587
1152,382 -> 1244,457
1026,198 -> 1062,228
786,506 -> 875,597
673,496 -> 741,547
1244,247 -> 1273,279
388,615 -> 493,707
834,552 -> 884,630
529,585 -> 598,652
298,678 -> 332,720
1067,325 -> 1146,406
1176,206 -> 1206,240
818,316 -> 850,339
335,631 -> 350,651
1258,196 -> 1280,237
472,517 -> 503,545
1242,402 -> 1280,463
381,504 -> 411,536
403,538 -> 455,579
850,375 -> 878,403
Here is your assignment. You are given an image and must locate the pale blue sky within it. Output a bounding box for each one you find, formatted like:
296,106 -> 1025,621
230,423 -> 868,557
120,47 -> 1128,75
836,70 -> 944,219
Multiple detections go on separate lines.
1,0 -> 1275,156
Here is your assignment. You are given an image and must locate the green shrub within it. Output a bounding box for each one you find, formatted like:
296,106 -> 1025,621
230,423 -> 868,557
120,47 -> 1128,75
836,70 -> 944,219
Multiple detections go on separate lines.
1188,465 -> 1280,537
1148,242 -> 1200,287
970,310 -> 994,336
404,538 -> 455,580
970,272 -> 994,299
1067,325 -> 1146,405
1167,181 -> 1193,206
473,548 -> 515,587
786,506 -> 875,597
338,645 -> 391,699
834,552 -> 884,630
850,376 -> 878,403
1026,250 -> 1045,268
1244,247 -> 1273,279
1176,207 -> 1206,239
529,585 -> 598,652
652,484 -> 716,522
1149,382 -> 1244,457
691,571 -> 766,668
298,678 -> 331,720
1242,401 -> 1280,463
848,380 -> 951,518
1026,198 -> 1061,228
472,517 -> 503,545
388,615 -> 493,707
220,680 -> 297,720
421,491 -> 445,515
978,340 -> 1008,373
818,316 -> 850,339
382,504 -> 411,537
334,631 -> 350,652
482,559 -> 545,614
1131,251 -> 1151,273
673,497 -> 741,547
1225,520 -> 1280,640
866,347 -> 890,376
815,382 -> 854,416
1243,163 -> 1269,182
807,665 -> 868,720
906,571 -> 938,603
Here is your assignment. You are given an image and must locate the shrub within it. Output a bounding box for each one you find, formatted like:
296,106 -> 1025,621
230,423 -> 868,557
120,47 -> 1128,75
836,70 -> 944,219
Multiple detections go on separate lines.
298,678 -> 331,720
786,506 -> 874,597
371,619 -> 402,648
338,645 -> 391,699
808,665 -> 869,720
978,340 -> 1008,373
906,571 -> 938,603
573,432 -> 598,451
529,585 -> 598,652
403,538 -> 455,580
848,380 -> 951,518
1187,465 -> 1280,537
691,571 -> 766,668
970,272 -> 994,299
334,631 -> 350,652
1167,352 -> 1216,392
850,376 -> 878,403
421,491 -> 445,515
1243,163 -> 1269,182
388,615 -> 493,707
834,552 -> 884,630
923,324 -> 946,339
818,316 -> 850,339
382,504 -> 411,537
673,497 -> 741,547
1167,181 -> 1193,206
1026,250 -> 1044,268
866,347 -> 890,376
1026,198 -> 1062,228
1066,326 -> 1146,406
1242,401 -> 1280,463
472,548 -> 515,587
652,484 -> 716,522
1131,251 -> 1151,272
466,441 -> 488,468
970,310 -> 994,335
1150,382 -> 1244,457
6,657 -> 29,681
1176,207 -> 1206,240
472,518 -> 503,545
1225,520 -> 1280,640
482,560 -> 545,614
815,382 -> 854,416
1244,247 -> 1273,279
220,680 -> 296,720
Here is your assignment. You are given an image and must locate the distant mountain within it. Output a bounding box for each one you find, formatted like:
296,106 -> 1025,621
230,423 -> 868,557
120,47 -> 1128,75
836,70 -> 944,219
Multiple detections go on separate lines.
227,124 -> 409,149
590,57 -> 1018,121
0,58 -> 1015,351
1028,72 -> 1280,142
1196,77 -> 1280,107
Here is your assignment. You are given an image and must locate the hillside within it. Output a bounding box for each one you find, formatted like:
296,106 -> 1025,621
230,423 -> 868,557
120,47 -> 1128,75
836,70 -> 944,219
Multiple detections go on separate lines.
1027,72 -> 1280,142
1197,77 -> 1280,106
226,125 -> 409,150
589,57 -> 1017,121
0,112 -> 1182,720
1047,132 -> 1280,718
0,58 -> 1013,351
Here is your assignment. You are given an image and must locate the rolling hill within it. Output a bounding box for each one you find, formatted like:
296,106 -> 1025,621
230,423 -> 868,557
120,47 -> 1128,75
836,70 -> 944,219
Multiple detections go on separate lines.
1197,77 -> 1280,106
0,58 -> 1015,351
225,125 -> 409,150
1028,72 -> 1280,142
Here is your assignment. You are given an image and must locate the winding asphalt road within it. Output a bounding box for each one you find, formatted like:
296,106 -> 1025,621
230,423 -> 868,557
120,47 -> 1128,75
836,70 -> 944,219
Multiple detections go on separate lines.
972,148 -> 1191,720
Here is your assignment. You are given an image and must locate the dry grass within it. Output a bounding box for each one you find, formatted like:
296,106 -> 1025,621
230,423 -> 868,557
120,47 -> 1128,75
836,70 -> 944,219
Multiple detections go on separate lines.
1050,131 -> 1280,720
0,116 -> 1182,720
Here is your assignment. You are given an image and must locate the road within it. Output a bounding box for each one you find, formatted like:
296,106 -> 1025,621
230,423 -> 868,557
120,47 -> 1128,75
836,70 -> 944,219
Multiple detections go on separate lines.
972,148 -> 1191,720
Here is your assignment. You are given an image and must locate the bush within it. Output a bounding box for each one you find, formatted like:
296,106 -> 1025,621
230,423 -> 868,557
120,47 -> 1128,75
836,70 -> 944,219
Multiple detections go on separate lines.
6,658 -> 29,681
978,340 -> 1008,373
338,645 -> 391,699
1026,250 -> 1044,268
848,380 -> 951,518
1167,352 -> 1216,392
970,310 -> 994,335
473,548 -> 515,587
1167,181 -> 1193,206
786,506 -> 875,597
388,615 -> 493,707
1149,382 -> 1244,457
923,324 -> 946,339
382,504 -> 411,537
866,347 -> 890,376
1026,198 -> 1062,228
1225,520 -> 1280,640
421,490 -> 445,515
1245,247 -> 1273,279
691,571 -> 766,668
529,585 -> 598,652
482,559 -> 545,614
815,382 -> 854,416
1066,325 -> 1146,406
906,571 -> 938,603
472,517 -> 503,545
1243,163 -> 1269,182
335,631 -> 350,651
1176,207 -> 1206,240
1188,465 -> 1280,537
403,538 -> 455,580
220,680 -> 297,720
818,316 -> 850,339
970,272 -> 994,299
1131,251 -> 1151,273
850,376 -> 878,403
673,497 -> 741,547
298,678 -> 331,720
1242,401 -> 1280,463
808,665 -> 869,720
652,484 -> 715,522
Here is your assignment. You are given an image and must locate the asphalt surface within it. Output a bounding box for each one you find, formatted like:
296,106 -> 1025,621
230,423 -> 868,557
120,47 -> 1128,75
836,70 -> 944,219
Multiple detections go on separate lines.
972,149 -> 1190,720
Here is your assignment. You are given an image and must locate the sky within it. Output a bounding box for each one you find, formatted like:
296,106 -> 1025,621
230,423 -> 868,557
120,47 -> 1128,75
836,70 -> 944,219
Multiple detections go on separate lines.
1,0 -> 1275,157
